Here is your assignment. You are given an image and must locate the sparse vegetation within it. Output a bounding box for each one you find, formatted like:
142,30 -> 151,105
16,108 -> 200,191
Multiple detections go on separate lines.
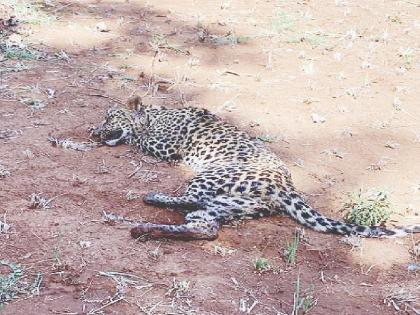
0,260 -> 42,307
209,31 -> 249,46
0,63 -> 30,74
125,190 -> 141,201
84,271 -> 153,314
0,129 -> 21,140
257,134 -> 274,143
28,193 -> 52,209
342,189 -> 392,226
213,243 -> 236,257
284,231 -> 301,265
2,0 -> 54,25
149,33 -> 190,55
384,286 -> 419,314
28,193 -> 65,210
0,165 -> 10,178
397,47 -> 414,69
253,257 -> 270,272
340,235 -> 363,250
270,9 -> 294,34
19,97 -> 45,109
291,273 -> 317,315
0,45 -> 40,60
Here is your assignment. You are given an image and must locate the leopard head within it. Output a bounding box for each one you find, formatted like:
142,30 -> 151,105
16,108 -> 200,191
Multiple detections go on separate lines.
91,96 -> 149,146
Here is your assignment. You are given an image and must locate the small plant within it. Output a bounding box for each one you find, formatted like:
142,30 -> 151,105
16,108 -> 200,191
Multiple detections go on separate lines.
0,260 -> 43,306
149,33 -> 189,54
271,9 -> 294,34
209,31 -> 249,46
397,47 -> 414,69
291,273 -> 317,315
257,134 -> 274,143
2,0 -> 55,25
71,174 -> 87,187
125,190 -> 141,201
0,63 -> 30,74
0,129 -> 19,140
96,159 -> 110,174
0,165 -> 10,179
167,278 -> 191,298
284,231 -> 301,265
19,98 -> 45,110
253,257 -> 270,272
342,189 -> 392,226
213,243 -> 236,257
28,193 -> 52,209
0,44 -> 40,60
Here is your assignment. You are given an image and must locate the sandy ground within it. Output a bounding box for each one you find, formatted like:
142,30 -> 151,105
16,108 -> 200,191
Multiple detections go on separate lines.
1,0 -> 419,314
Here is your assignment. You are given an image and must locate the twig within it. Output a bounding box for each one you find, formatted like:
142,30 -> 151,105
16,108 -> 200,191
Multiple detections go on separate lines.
52,3 -> 73,12
87,93 -> 125,105
87,296 -> 125,314
128,164 -> 143,178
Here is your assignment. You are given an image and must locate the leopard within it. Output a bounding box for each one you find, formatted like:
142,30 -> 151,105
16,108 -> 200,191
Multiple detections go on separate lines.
91,96 -> 420,241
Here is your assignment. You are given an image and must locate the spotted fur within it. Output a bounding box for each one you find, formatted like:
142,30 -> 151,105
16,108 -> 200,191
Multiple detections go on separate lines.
91,96 -> 420,240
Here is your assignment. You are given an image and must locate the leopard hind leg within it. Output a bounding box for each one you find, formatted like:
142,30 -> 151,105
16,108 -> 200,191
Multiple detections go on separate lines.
130,195 -> 273,241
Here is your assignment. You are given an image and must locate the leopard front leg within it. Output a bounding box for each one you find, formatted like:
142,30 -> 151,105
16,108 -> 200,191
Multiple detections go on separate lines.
143,192 -> 205,212
130,210 -> 220,240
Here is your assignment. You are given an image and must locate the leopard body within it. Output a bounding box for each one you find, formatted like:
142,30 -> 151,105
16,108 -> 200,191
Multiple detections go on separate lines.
91,97 -> 420,240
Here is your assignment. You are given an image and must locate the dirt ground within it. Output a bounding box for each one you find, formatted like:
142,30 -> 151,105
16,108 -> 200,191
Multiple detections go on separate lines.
1,0 -> 420,314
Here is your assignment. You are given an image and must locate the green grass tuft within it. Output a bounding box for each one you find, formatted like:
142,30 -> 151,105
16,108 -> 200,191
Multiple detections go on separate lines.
284,231 -> 300,265
291,273 -> 317,315
253,257 -> 270,271
342,189 -> 392,226
0,44 -> 41,60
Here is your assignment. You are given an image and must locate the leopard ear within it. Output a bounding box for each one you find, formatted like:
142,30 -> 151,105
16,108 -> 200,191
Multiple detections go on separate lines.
126,95 -> 142,111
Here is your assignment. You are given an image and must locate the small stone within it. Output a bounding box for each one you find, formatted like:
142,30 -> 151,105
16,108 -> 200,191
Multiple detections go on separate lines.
311,113 -> 326,123
95,22 -> 110,32
0,220 -> 10,233
79,240 -> 92,249
407,263 -> 420,272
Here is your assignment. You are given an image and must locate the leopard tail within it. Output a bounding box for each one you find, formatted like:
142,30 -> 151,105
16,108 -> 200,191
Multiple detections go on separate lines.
280,193 -> 420,238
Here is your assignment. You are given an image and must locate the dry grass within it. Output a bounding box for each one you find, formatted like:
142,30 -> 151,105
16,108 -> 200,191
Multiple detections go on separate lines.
28,193 -> 53,209
384,286 -> 420,314
291,273 -> 317,315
